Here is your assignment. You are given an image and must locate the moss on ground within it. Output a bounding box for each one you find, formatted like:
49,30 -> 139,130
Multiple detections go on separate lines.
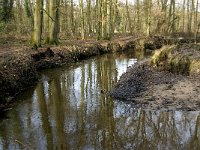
151,46 -> 175,68
190,60 -> 200,75
151,44 -> 200,76
169,55 -> 191,75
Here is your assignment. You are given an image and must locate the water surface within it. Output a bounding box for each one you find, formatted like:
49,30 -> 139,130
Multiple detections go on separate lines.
0,51 -> 199,150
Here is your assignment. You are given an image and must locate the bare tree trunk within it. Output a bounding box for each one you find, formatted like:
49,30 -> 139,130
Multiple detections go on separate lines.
144,0 -> 151,36
49,0 -> 60,44
70,0 -> 75,35
168,0 -> 172,33
194,0 -> 199,43
33,0 -> 43,47
96,0 -> 102,40
155,0 -> 167,33
136,0 -> 140,32
107,0 -> 113,39
86,0 -> 92,35
191,0 -> 195,33
187,0 -> 192,33
182,0 -> 186,32
16,0 -> 23,33
80,0 -> 85,39
44,0 -> 50,43
24,0 -> 34,28
102,0 -> 107,39
171,0 -> 175,34
62,0 -> 69,37
125,0 -> 132,34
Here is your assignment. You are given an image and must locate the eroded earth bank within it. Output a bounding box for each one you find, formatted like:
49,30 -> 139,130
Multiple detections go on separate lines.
0,36 -> 162,111
110,44 -> 200,111
1,36 -> 199,112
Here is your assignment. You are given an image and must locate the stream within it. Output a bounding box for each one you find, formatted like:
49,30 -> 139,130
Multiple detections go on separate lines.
0,51 -> 200,150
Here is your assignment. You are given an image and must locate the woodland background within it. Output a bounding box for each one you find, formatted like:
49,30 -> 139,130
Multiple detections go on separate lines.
0,0 -> 199,46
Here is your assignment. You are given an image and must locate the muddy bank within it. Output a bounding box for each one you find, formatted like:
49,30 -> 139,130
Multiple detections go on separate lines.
0,44 -> 107,110
0,37 -> 158,111
0,52 -> 38,108
1,35 -> 197,111
110,44 -> 200,111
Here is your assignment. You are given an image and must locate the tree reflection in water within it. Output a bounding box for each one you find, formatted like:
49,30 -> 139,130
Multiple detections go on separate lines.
0,51 -> 199,150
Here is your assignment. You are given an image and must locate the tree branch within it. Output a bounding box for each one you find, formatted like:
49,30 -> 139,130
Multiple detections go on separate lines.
42,8 -> 55,22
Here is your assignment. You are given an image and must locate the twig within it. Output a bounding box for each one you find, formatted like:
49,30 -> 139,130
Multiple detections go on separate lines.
42,8 -> 55,22
15,139 -> 26,147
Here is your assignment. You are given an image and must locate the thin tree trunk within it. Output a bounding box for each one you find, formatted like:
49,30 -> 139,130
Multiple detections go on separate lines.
102,0 -> 107,39
33,0 -> 43,47
187,0 -> 191,33
86,0 -> 92,35
80,0 -> 85,39
194,0 -> 199,43
112,0 -> 118,33
16,0 -> 23,33
44,0 -> 50,43
182,0 -> 186,32
96,0 -> 102,40
24,0 -> 34,28
145,0 -> 151,36
136,0 -> 140,32
49,0 -> 60,44
125,0 -> 132,34
168,0 -> 173,33
191,0 -> 195,33
172,0 -> 175,34
70,0 -> 75,35
107,0 -> 113,39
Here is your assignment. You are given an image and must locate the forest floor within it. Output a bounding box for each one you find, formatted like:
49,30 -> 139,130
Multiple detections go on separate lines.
110,44 -> 200,111
0,35 -> 138,55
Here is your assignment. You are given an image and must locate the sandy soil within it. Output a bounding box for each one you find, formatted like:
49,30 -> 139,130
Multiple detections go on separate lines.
139,76 -> 200,111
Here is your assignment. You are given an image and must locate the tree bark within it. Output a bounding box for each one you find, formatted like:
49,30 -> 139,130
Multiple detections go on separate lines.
194,0 -> 199,43
144,0 -> 151,36
86,0 -> 92,35
44,0 -> 50,43
187,0 -> 192,33
113,0 -> 118,33
79,0 -> 85,39
33,0 -> 43,47
107,0 -> 113,39
172,0 -> 175,34
102,0 -> 107,39
49,0 -> 60,44
24,0 -> 34,28
96,0 -> 101,40
136,0 -> 140,32
70,0 -> 75,35
182,0 -> 186,32
125,0 -> 132,34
